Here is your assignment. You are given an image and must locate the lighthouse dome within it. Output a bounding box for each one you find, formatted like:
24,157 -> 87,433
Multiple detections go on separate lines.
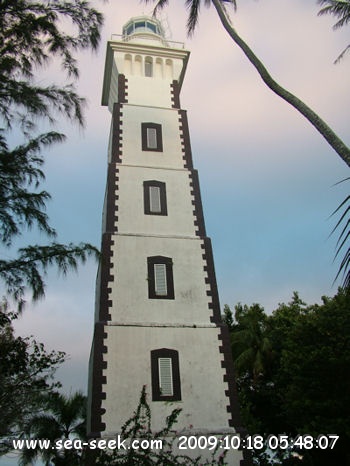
122,16 -> 167,46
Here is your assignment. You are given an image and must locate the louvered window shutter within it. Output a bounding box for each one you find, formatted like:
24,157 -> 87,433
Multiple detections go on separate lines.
149,186 -> 161,213
147,127 -> 157,149
158,358 -> 173,396
154,263 -> 167,296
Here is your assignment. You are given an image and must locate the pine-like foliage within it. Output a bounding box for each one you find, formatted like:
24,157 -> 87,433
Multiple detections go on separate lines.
0,0 -> 103,306
0,242 -> 99,302
0,132 -> 60,246
0,0 -> 103,131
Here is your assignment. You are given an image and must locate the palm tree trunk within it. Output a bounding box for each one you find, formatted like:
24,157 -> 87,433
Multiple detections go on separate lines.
212,0 -> 350,168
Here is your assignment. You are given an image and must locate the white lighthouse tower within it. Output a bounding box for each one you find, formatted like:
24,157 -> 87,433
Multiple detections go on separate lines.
87,16 -> 248,464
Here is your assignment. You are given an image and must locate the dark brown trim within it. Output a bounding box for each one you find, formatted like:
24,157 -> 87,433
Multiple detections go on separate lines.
218,325 -> 253,466
189,169 -> 206,237
178,110 -> 193,169
105,164 -> 119,233
147,256 -> 174,300
88,322 -> 107,436
141,122 -> 163,152
118,74 -> 128,103
151,348 -> 181,401
201,237 -> 221,324
87,234 -> 114,438
219,325 -> 242,427
112,103 -> 123,163
170,80 -> 181,108
99,233 -> 114,321
143,180 -> 167,216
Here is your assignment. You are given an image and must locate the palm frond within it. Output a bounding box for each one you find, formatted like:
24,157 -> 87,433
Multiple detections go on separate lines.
144,0 -> 237,34
318,0 -> 350,29
318,0 -> 350,62
335,248 -> 350,288
185,0 -> 201,35
143,0 -> 169,16
20,391 -> 87,465
334,43 -> 350,63
331,178 -> 350,289
329,195 -> 350,235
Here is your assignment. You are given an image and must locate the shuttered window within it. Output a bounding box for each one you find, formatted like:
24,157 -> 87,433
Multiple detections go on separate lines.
149,186 -> 161,213
151,349 -> 181,401
147,256 -> 174,299
158,358 -> 173,396
143,181 -> 167,216
141,123 -> 163,152
146,127 -> 157,149
154,264 -> 167,296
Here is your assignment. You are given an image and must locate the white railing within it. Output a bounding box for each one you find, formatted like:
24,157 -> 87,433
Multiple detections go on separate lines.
110,33 -> 185,49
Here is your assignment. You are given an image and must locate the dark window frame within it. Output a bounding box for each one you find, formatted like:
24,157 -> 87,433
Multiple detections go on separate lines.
143,180 -> 167,216
151,348 -> 181,401
147,256 -> 174,300
141,123 -> 163,152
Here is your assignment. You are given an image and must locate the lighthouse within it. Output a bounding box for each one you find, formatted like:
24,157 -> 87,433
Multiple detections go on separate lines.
87,16 -> 248,464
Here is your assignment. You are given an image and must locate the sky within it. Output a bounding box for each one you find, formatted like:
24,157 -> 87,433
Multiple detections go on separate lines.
5,0 -> 350,416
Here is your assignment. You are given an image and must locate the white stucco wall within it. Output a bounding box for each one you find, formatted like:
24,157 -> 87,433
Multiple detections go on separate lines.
107,235 -> 212,325
101,326 -> 231,432
126,76 -> 174,108
120,105 -> 186,169
105,42 -> 189,111
116,165 -> 196,237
